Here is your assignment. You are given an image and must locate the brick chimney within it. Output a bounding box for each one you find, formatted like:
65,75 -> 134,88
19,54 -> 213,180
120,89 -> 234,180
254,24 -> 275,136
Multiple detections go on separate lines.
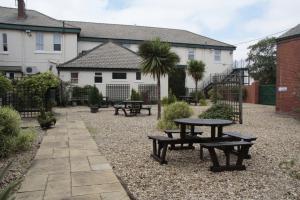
17,0 -> 26,19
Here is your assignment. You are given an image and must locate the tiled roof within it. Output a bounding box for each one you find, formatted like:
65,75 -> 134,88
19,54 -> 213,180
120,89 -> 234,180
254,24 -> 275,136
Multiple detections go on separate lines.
66,21 -> 235,48
278,24 -> 300,40
58,42 -> 142,70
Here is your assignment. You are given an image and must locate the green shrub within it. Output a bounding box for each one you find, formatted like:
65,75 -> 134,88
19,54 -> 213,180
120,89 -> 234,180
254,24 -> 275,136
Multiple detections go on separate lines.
0,75 -> 12,96
158,101 -> 193,130
88,85 -> 101,106
37,111 -> 56,129
0,107 -> 21,137
15,129 -> 36,151
162,90 -> 177,106
131,89 -> 141,100
208,88 -> 222,103
190,91 -> 204,101
199,98 -> 208,106
199,104 -> 234,120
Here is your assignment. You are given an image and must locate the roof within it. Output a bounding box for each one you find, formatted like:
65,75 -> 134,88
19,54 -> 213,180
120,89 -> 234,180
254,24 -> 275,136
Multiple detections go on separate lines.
278,24 -> 300,41
58,42 -> 142,70
0,6 -> 80,32
0,66 -> 22,72
66,21 -> 235,49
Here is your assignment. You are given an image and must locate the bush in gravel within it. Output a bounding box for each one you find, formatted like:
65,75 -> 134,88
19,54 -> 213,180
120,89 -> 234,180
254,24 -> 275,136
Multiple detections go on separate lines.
158,101 -> 193,130
0,107 -> 36,157
0,75 -> 13,96
131,89 -> 142,101
199,98 -> 208,106
162,90 -> 177,106
199,104 -> 234,120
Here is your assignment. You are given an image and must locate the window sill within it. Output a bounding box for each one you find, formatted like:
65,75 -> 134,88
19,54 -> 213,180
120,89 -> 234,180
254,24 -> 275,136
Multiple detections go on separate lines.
34,50 -> 62,54
0,52 -> 9,55
134,80 -> 144,83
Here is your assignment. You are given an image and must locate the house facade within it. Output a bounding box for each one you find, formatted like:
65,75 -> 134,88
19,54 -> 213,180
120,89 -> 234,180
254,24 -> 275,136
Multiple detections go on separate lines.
0,1 -> 235,99
276,24 -> 300,114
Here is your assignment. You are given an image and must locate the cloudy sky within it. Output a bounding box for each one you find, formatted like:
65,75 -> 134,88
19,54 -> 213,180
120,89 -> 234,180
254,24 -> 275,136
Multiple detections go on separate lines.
2,0 -> 300,60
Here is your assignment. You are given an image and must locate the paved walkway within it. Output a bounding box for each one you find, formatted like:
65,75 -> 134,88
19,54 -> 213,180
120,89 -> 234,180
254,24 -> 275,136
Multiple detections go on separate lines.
16,111 -> 129,200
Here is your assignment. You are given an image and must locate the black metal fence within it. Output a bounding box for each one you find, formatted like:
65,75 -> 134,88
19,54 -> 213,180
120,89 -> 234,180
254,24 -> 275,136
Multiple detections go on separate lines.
106,84 -> 130,102
138,84 -> 158,104
212,72 -> 243,124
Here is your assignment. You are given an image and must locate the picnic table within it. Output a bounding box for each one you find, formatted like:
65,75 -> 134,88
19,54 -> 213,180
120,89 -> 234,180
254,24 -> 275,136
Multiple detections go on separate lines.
114,100 -> 151,116
123,100 -> 144,109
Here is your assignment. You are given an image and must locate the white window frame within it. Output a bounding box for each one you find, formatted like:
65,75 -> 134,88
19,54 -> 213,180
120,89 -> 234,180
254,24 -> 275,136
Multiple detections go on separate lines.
36,32 -> 44,50
188,48 -> 195,60
214,50 -> 221,62
2,33 -> 8,52
94,72 -> 102,83
70,72 -> 79,84
53,33 -> 62,51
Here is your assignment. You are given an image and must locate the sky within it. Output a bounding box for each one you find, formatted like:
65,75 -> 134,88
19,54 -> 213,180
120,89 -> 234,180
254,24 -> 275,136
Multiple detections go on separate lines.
2,0 -> 300,60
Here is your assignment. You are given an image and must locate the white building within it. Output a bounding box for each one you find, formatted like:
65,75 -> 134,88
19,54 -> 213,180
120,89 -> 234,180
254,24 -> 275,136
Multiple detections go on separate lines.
0,1 -> 235,99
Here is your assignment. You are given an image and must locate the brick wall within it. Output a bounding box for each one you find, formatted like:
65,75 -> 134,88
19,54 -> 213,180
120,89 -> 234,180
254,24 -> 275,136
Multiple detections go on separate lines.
276,37 -> 300,113
244,81 -> 259,104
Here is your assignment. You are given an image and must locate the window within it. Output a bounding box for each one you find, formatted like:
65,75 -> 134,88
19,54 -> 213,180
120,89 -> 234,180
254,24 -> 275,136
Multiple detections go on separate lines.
2,33 -> 8,51
36,32 -> 44,50
214,50 -> 221,62
112,72 -> 126,80
94,72 -> 102,83
8,72 -> 14,79
71,72 -> 78,83
53,33 -> 62,51
136,72 -> 141,80
188,48 -> 195,60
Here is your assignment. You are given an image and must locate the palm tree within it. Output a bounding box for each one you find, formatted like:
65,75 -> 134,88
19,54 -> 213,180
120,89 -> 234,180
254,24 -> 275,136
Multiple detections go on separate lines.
187,60 -> 205,105
138,38 -> 180,119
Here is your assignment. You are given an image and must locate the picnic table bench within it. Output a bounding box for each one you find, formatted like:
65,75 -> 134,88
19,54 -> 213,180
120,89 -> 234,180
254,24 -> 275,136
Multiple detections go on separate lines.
114,101 -> 151,116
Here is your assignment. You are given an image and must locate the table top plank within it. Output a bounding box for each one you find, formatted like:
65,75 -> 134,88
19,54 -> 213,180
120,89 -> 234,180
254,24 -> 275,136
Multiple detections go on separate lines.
174,118 -> 233,126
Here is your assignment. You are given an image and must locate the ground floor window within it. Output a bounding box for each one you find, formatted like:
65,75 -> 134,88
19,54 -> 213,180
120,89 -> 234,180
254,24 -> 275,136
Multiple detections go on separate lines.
112,72 -> 126,80
71,72 -> 78,83
95,72 -> 102,83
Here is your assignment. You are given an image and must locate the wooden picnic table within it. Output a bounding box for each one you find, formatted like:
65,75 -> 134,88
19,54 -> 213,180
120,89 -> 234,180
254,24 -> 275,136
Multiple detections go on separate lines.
173,118 -> 233,139
122,100 -> 144,109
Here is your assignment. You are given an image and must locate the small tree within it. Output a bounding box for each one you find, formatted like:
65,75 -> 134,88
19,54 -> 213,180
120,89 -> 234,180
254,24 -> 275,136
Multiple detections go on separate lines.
131,89 -> 141,100
187,60 -> 205,105
88,85 -> 101,107
138,38 -> 180,119
246,37 -> 276,84
0,75 -> 12,96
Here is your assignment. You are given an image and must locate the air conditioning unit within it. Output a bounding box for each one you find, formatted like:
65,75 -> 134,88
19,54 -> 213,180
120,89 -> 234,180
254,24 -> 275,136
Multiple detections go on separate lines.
25,66 -> 38,74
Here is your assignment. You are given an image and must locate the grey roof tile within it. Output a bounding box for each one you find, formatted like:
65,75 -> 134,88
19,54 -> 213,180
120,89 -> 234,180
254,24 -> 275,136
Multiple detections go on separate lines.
58,42 -> 142,69
279,24 -> 300,39
66,21 -> 234,48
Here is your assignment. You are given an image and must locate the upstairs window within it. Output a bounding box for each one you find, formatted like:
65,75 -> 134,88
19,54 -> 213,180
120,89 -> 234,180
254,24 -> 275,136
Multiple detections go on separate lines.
53,33 -> 62,51
188,48 -> 195,60
2,33 -> 8,51
214,50 -> 221,62
94,72 -> 102,83
112,72 -> 126,80
36,32 -> 44,50
71,72 -> 78,84
136,72 -> 141,80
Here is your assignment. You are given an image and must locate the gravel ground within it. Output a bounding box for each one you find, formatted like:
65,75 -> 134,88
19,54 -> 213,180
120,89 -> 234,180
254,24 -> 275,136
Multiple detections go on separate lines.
0,119 -> 44,190
67,103 -> 300,200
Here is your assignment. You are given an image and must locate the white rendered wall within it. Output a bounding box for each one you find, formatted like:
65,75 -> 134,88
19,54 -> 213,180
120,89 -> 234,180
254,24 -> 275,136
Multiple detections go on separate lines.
0,29 -> 77,75
59,70 -> 168,99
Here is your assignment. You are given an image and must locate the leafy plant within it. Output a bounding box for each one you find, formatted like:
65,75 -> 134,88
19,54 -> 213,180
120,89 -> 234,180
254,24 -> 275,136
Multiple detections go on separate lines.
0,76 -> 12,96
162,90 -> 177,106
208,88 -> 222,104
0,162 -> 21,200
131,89 -> 141,100
199,104 -> 234,120
190,91 -> 205,102
37,111 -> 56,129
158,101 -> 193,130
15,129 -> 36,151
187,60 -> 205,105
0,107 -> 21,137
138,38 -> 180,119
88,85 -> 101,107
199,99 -> 208,106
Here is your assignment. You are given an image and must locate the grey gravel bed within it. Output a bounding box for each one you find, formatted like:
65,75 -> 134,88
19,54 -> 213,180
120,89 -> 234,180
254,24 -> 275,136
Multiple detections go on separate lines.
0,119 -> 45,190
70,104 -> 300,200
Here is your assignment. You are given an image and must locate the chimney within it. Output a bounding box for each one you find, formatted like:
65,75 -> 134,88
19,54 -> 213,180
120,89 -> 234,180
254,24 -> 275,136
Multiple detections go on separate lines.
17,0 -> 26,19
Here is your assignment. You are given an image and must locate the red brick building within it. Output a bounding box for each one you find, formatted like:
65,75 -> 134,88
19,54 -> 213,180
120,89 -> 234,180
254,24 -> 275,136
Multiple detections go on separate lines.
276,24 -> 300,114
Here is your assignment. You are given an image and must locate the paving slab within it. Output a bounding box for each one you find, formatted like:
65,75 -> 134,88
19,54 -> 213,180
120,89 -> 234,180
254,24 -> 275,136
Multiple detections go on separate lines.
15,112 -> 129,200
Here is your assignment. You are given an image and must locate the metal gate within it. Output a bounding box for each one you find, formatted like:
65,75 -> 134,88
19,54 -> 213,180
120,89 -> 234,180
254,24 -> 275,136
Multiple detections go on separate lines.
138,84 -> 158,104
106,84 -> 130,102
259,85 -> 276,105
213,71 -> 243,124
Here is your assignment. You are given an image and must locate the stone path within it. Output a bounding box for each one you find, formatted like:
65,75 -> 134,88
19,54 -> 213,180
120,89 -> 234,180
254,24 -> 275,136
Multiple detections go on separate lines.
16,111 -> 129,200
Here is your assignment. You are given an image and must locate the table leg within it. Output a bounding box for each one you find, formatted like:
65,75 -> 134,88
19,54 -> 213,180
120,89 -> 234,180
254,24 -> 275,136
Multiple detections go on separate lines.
190,125 -> 195,135
180,124 -> 186,139
211,125 -> 216,139
217,126 -> 223,137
